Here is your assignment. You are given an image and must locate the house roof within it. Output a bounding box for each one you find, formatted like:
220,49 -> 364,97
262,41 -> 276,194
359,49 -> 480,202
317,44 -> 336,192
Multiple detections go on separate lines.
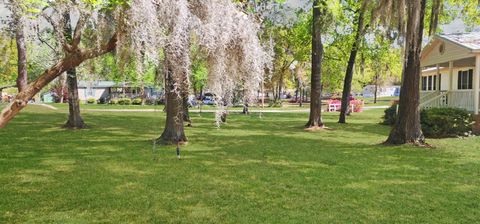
421,32 -> 480,67
436,32 -> 480,51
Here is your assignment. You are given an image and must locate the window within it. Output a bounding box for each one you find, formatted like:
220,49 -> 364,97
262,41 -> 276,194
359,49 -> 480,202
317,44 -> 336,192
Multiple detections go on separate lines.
457,69 -> 473,90
433,75 -> 437,90
422,76 -> 427,91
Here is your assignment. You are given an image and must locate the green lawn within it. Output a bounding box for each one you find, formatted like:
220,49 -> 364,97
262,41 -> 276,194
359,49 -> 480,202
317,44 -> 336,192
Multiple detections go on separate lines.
0,105 -> 479,223
360,96 -> 398,106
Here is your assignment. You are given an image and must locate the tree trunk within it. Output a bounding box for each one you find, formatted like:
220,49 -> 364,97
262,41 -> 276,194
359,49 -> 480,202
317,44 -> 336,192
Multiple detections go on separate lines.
64,68 -> 86,129
374,72 -> 379,104
15,15 -> 27,92
62,12 -> 85,129
157,65 -> 187,144
59,73 -> 67,103
306,0 -> 325,128
277,74 -> 283,102
140,82 -> 146,106
182,92 -> 192,127
339,5 -> 366,123
360,53 -> 365,79
385,0 -> 426,145
299,86 -> 303,107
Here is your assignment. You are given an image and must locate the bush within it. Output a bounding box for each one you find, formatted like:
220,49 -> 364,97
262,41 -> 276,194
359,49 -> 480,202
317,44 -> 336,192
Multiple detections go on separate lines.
382,104 -> 398,125
421,108 -> 474,138
87,98 -> 96,104
97,98 -> 107,104
109,98 -> 119,105
118,98 -> 132,105
350,100 -> 364,112
132,98 -> 143,105
382,106 -> 474,138
269,100 -> 282,108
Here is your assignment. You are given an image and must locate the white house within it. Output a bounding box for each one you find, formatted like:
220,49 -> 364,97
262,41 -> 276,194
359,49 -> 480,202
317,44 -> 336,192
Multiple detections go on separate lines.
362,85 -> 400,98
77,81 -> 158,101
420,32 -> 480,115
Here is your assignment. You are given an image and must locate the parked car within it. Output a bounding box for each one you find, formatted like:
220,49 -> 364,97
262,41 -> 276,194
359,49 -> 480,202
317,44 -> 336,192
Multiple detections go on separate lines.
203,96 -> 215,105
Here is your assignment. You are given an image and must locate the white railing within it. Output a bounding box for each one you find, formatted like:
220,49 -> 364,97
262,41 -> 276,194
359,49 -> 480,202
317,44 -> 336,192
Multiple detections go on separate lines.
448,91 -> 475,112
420,90 -> 480,112
420,91 -> 443,105
420,91 -> 448,109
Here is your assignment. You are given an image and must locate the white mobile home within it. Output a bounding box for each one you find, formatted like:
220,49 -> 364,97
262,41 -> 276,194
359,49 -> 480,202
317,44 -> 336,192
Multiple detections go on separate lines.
77,81 -> 157,101
420,32 -> 480,114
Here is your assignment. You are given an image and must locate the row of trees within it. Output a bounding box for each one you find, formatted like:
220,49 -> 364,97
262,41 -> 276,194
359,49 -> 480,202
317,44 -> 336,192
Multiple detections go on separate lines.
0,0 -> 479,146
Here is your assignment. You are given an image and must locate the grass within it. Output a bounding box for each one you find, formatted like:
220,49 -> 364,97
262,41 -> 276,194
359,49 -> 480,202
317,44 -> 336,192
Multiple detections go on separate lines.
0,105 -> 479,223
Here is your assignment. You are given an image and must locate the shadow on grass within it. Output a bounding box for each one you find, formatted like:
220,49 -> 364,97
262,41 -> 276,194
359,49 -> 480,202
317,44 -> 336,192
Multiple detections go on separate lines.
1,109 -> 479,223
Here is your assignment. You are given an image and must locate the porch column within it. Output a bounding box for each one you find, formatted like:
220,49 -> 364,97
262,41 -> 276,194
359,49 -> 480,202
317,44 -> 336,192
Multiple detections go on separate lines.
475,55 -> 480,115
436,64 -> 441,92
448,61 -> 453,91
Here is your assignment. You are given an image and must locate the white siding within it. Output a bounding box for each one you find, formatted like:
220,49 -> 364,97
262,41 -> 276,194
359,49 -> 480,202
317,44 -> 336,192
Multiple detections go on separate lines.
421,41 -> 474,67
79,87 -> 108,101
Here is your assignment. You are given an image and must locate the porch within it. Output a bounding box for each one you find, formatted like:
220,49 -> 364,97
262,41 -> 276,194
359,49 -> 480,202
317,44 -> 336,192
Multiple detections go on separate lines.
420,90 -> 480,112
420,33 -> 480,114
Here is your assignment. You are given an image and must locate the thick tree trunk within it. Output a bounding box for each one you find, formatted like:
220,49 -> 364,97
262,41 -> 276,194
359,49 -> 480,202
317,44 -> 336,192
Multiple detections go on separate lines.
339,6 -> 365,123
306,0 -> 324,128
157,65 -> 187,144
182,93 -> 192,127
15,16 -> 27,92
59,73 -> 67,103
63,12 -> 85,129
64,68 -> 86,129
385,0 -> 426,145
0,34 -> 117,128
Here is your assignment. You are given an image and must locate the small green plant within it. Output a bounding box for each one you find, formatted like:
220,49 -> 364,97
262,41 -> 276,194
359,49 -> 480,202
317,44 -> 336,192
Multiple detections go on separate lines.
109,99 -> 119,105
87,98 -> 96,104
269,100 -> 282,108
97,98 -> 108,104
132,98 -> 143,105
382,104 -> 398,125
118,98 -> 132,105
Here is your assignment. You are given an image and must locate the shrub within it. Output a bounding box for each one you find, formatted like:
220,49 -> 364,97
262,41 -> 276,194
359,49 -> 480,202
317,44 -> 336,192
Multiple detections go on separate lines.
118,98 -> 132,105
421,108 -> 473,138
269,100 -> 282,108
109,98 -> 119,105
382,104 -> 398,125
87,98 -> 96,104
382,106 -> 474,138
132,98 -> 143,105
97,98 -> 107,104
350,100 -> 364,112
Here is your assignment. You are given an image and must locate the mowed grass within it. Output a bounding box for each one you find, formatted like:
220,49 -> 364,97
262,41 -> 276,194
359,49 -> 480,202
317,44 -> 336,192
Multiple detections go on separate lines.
0,105 -> 479,223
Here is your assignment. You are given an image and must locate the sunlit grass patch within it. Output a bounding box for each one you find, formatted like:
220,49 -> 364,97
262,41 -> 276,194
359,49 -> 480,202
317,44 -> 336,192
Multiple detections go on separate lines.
0,108 -> 479,223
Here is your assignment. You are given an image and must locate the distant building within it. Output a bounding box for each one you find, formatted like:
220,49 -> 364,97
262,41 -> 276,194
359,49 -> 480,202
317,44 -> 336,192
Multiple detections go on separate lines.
77,81 -> 159,101
362,85 -> 400,98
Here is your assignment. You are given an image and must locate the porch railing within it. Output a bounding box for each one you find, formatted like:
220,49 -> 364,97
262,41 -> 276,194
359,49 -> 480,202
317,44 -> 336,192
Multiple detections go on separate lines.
420,90 -> 479,112
420,91 -> 448,109
448,91 -> 475,112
